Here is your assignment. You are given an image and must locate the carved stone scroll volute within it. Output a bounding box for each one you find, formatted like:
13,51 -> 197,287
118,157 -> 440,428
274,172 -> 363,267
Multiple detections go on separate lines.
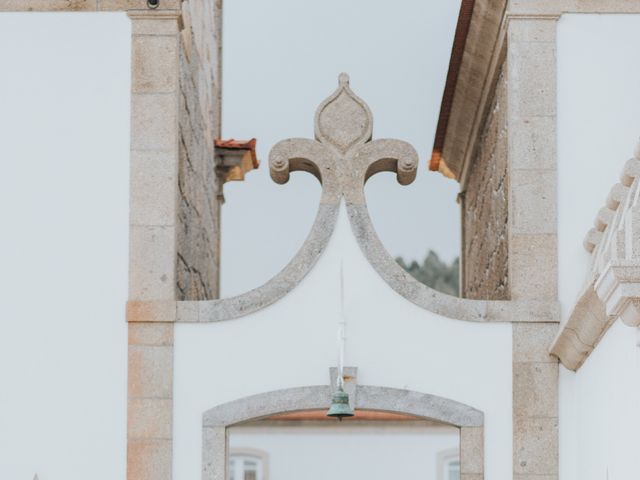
269,73 -> 418,205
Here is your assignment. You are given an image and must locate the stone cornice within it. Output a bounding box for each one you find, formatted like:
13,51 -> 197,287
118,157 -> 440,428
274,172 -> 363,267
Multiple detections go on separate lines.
507,0 -> 640,15
551,143 -> 640,370
0,0 -> 181,12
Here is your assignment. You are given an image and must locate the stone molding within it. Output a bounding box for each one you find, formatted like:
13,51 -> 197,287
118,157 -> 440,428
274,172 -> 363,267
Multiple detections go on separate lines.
551,143 -> 640,370
0,0 -> 181,11
203,386 -> 484,428
202,377 -> 484,480
507,0 -> 640,15
127,73 -> 560,324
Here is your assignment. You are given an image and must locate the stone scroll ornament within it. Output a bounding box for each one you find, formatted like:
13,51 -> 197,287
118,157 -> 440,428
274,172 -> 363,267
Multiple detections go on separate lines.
265,73 -> 553,323
175,73 -> 559,324
269,73 -> 418,206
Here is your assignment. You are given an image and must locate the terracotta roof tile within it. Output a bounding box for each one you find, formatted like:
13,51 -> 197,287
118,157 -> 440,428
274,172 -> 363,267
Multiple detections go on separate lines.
214,138 -> 259,169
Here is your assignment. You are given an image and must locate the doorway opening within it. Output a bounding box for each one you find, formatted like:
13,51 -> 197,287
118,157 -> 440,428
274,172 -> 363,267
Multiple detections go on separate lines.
227,409 -> 460,480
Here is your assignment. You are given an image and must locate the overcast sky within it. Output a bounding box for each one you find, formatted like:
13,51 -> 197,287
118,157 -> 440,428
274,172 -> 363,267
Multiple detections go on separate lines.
221,0 -> 462,296
0,3 -> 464,300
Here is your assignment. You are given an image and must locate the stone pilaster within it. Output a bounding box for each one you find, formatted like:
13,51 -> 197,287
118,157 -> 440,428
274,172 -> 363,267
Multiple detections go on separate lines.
507,13 -> 559,480
460,426 -> 484,480
127,10 -> 180,480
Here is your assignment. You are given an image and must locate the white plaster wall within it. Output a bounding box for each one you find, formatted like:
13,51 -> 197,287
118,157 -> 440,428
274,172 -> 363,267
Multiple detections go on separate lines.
559,321 -> 640,480
557,14 -> 640,480
229,423 -> 459,480
557,14 -> 640,322
174,204 -> 513,480
0,14 -> 130,480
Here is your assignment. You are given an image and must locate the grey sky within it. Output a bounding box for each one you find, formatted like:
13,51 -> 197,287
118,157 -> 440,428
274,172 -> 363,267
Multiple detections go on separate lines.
221,0 -> 462,296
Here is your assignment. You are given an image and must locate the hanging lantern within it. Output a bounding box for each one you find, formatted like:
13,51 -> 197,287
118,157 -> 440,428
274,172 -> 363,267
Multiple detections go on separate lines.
326,386 -> 354,421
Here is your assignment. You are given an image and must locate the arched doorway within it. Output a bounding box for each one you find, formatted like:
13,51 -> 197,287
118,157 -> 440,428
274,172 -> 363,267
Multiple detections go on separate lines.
202,385 -> 484,480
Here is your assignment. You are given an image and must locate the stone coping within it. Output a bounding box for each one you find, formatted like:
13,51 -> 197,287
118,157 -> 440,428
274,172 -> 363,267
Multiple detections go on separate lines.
126,194 -> 560,324
0,0 -> 181,11
203,385 -> 484,428
127,73 -> 560,325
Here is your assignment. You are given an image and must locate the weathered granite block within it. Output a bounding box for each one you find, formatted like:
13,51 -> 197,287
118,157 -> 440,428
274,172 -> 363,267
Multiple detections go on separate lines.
129,225 -> 176,300
513,362 -> 558,418
510,234 -> 558,300
131,93 -> 178,151
128,398 -> 172,439
132,34 -> 178,94
129,323 -> 174,346
128,345 -> 173,398
510,169 -> 557,235
509,115 -> 556,170
176,0 -> 222,301
513,323 -> 558,363
127,439 -> 172,480
462,64 -> 509,300
130,150 -> 177,227
514,417 -> 559,475
460,426 -> 484,475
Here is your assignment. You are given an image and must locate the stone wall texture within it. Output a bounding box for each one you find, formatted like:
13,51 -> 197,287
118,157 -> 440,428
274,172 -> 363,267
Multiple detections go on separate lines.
461,64 -> 509,300
176,0 -> 223,300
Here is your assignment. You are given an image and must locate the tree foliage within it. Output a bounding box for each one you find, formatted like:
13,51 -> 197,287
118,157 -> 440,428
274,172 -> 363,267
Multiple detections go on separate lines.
396,251 -> 459,297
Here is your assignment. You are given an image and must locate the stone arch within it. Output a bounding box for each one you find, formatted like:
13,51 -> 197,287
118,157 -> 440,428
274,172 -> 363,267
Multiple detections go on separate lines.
202,385 -> 484,480
172,73 -> 559,325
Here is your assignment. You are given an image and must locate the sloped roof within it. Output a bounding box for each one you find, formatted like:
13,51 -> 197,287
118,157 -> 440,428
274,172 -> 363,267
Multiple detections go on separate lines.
429,0 -> 508,181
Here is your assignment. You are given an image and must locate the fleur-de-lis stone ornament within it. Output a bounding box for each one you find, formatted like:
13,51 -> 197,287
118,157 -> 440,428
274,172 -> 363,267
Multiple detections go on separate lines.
315,72 -> 373,156
269,73 -> 418,206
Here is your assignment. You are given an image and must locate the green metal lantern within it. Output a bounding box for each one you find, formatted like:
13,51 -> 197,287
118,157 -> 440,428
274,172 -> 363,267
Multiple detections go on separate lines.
326,386 -> 355,421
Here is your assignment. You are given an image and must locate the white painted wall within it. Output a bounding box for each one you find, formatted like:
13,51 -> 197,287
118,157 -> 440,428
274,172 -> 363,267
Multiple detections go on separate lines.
557,14 -> 640,323
557,14 -> 640,480
559,321 -> 640,480
15,10 -> 640,480
174,204 -> 513,480
229,423 -> 459,480
0,13 -> 130,480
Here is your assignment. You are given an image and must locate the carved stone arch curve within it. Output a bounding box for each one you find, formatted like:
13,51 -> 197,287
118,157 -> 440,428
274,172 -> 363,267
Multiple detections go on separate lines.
171,73 -> 559,324
202,384 -> 484,480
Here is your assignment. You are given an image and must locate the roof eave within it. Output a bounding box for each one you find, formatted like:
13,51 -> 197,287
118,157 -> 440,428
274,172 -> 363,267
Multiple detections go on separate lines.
430,0 -> 508,182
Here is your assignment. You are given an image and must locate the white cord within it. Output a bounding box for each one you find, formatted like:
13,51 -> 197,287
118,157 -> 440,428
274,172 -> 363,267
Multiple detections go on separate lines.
338,261 -> 346,389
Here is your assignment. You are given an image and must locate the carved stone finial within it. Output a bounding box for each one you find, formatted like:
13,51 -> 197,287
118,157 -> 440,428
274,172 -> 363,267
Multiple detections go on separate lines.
314,73 -> 373,156
269,73 -> 418,200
